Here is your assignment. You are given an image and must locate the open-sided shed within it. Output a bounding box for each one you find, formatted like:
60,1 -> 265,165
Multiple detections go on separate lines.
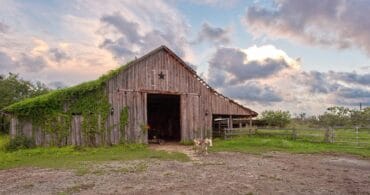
4,46 -> 257,146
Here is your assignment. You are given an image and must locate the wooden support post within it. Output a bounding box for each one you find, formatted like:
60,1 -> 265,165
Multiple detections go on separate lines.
10,117 -> 17,139
228,115 -> 232,129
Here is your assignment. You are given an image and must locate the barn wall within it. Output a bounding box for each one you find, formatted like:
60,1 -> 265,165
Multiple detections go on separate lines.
107,50 -> 253,141
9,47 -> 255,145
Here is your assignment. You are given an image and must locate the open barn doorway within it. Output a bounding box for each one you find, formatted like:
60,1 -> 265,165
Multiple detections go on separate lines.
147,94 -> 181,142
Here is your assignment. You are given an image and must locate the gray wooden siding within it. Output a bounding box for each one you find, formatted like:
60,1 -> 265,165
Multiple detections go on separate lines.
10,47 -> 256,146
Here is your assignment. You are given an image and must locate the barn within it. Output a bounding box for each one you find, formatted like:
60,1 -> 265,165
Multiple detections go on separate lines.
4,46 -> 257,146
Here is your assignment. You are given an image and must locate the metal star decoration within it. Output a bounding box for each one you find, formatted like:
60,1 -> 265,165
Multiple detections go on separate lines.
158,71 -> 165,80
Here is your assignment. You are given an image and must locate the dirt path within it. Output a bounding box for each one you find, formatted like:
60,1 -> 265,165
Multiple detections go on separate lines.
149,142 -> 200,161
0,147 -> 370,194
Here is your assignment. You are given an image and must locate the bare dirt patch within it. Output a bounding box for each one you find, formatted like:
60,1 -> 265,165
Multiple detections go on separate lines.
0,148 -> 369,194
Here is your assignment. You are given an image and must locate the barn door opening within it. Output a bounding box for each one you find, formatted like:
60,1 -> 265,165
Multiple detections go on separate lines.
147,94 -> 181,141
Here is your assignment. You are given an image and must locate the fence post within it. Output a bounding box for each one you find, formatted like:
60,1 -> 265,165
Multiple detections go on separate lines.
331,127 -> 335,143
324,127 -> 330,143
355,126 -> 359,146
292,128 -> 297,140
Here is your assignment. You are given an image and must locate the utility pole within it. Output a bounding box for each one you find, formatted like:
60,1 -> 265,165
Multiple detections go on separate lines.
360,103 -> 362,111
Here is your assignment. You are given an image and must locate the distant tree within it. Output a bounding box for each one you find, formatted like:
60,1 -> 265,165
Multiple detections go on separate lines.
0,73 -> 50,133
298,112 -> 306,120
318,106 -> 351,127
350,107 -> 370,127
260,110 -> 291,128
305,115 -> 320,127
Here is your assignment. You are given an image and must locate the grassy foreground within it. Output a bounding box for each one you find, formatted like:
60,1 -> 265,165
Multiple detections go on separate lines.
0,135 -> 188,170
211,135 -> 370,158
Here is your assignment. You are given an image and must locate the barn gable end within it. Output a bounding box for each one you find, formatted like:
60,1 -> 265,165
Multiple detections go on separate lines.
5,45 -> 257,146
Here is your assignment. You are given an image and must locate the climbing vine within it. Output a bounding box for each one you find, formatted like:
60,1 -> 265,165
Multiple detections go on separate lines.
40,113 -> 71,146
3,63 -> 131,146
119,107 -> 129,143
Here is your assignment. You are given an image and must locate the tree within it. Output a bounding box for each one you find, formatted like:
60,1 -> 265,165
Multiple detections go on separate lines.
260,110 -> 291,128
318,106 -> 351,127
0,73 -> 50,133
350,107 -> 370,127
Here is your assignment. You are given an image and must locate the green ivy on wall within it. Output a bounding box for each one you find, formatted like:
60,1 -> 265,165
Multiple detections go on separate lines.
119,106 -> 129,143
3,63 -> 131,146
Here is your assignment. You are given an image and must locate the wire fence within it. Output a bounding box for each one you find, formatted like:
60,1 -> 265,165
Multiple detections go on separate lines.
219,126 -> 370,148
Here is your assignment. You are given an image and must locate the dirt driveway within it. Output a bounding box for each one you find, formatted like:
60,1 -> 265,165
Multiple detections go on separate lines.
0,145 -> 369,194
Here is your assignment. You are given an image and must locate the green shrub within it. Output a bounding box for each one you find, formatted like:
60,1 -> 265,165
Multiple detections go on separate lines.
260,110 -> 291,128
0,134 -> 10,151
5,135 -> 35,151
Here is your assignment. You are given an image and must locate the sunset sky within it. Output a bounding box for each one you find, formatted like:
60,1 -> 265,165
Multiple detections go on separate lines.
0,0 -> 369,115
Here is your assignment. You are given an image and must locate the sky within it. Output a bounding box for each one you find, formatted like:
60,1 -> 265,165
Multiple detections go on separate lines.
0,0 -> 370,115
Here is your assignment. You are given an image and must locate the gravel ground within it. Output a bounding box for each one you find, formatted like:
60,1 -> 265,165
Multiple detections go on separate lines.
0,147 -> 369,195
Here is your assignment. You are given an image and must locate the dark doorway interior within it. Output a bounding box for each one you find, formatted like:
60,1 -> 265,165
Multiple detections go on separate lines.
147,94 -> 181,141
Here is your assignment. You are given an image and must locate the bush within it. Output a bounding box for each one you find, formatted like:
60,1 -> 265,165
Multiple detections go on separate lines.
5,135 -> 35,151
0,134 -> 10,151
261,110 -> 291,128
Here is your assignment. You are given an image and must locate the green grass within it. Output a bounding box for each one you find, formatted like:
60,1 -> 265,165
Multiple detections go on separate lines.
255,128 -> 370,145
0,134 -> 9,151
211,135 -> 370,158
0,137 -> 189,170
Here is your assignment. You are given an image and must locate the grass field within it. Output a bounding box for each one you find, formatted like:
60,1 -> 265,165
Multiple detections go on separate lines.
0,135 -> 189,171
212,134 -> 370,157
252,127 -> 370,145
1,127 -> 370,171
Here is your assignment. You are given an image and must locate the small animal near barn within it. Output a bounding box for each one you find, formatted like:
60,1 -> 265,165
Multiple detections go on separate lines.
4,46 -> 257,146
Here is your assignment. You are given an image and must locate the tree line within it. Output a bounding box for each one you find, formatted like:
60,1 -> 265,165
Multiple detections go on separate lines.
260,107 -> 370,128
0,73 -> 49,133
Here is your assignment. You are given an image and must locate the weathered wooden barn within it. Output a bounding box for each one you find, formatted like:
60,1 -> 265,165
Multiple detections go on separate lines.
5,46 -> 257,146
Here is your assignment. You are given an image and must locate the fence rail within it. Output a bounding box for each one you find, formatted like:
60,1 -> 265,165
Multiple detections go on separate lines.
215,126 -> 370,148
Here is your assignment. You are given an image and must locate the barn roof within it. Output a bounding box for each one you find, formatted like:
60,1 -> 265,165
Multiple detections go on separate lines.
3,45 -> 257,117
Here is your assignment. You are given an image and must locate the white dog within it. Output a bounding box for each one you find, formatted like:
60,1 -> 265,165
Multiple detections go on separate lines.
193,138 -> 213,155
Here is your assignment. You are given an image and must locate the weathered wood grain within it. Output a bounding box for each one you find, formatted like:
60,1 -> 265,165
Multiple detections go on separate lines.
10,46 -> 257,145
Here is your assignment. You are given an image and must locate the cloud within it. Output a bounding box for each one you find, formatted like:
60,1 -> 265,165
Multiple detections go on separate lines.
98,3 -> 191,63
48,48 -> 70,62
223,81 -> 283,103
0,0 -> 192,87
328,71 -> 370,86
302,71 -> 340,94
244,0 -> 370,55
207,45 -> 298,104
47,81 -> 67,89
0,22 -> 9,33
303,71 -> 370,94
195,22 -> 231,45
334,86 -> 370,107
187,0 -> 241,8
337,87 -> 370,99
0,51 -> 47,74
0,51 -> 17,71
206,44 -> 370,112
17,54 -> 47,72
208,45 -> 300,86
301,70 -> 370,107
